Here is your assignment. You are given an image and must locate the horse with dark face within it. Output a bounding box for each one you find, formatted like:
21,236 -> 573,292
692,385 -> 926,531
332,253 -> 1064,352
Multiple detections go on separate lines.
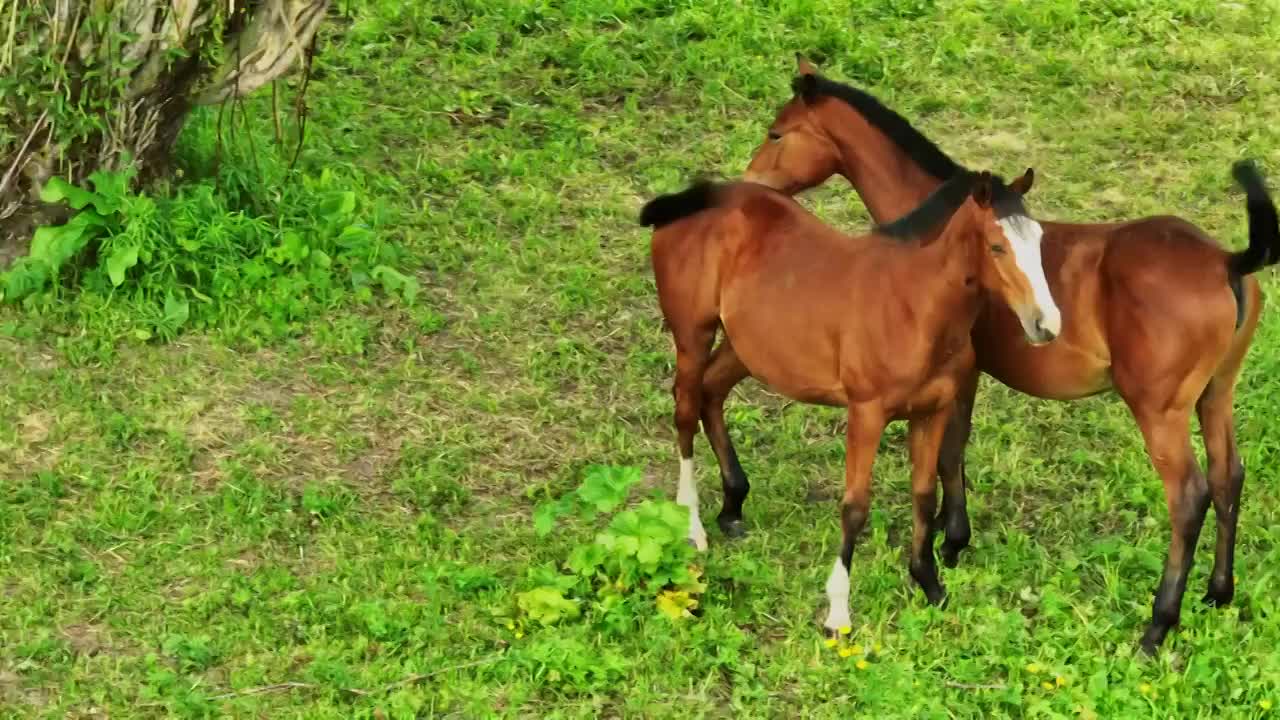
640,169 -> 1059,633
734,55 -> 1279,653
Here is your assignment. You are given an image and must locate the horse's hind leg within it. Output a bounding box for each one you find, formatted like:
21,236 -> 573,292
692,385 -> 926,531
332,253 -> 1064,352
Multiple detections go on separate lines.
671,322 -> 718,550
700,339 -> 752,538
1129,404 -> 1211,654
1198,280 -> 1260,607
936,370 -> 977,568
1197,380 -> 1244,607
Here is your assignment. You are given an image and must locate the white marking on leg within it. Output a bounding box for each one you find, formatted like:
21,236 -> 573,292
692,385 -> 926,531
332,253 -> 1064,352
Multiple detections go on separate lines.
823,556 -> 852,632
677,456 -> 707,551
997,214 -> 1061,335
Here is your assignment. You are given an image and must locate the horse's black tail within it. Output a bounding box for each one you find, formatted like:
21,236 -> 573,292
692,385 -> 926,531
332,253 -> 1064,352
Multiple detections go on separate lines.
639,179 -> 723,229
1228,160 -> 1279,277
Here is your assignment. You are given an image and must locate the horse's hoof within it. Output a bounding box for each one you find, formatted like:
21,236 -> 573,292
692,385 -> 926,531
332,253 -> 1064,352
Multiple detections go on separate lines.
1138,626 -> 1167,657
718,517 -> 747,539
939,543 -> 963,569
820,621 -> 849,640
1203,580 -> 1234,608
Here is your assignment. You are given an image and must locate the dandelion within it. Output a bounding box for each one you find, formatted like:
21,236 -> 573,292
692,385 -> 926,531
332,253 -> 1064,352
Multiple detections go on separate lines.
1026,663 -> 1041,674
1261,699 -> 1273,711
824,638 -> 838,649
838,647 -> 854,658
838,625 -> 852,636
1139,682 -> 1152,695
1056,676 -> 1067,687
850,644 -> 864,655
1042,681 -> 1055,691
856,659 -> 870,670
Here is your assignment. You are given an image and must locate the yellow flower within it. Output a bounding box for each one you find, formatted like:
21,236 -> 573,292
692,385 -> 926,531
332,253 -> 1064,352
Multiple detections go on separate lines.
505,621 -> 515,630
1026,663 -> 1041,674
838,625 -> 852,636
850,644 -> 864,655
856,659 -> 870,670
824,639 -> 838,649
838,647 -> 854,658
1042,681 -> 1055,691
1056,676 -> 1067,687
873,642 -> 883,654
1139,682 -> 1152,695
514,631 -> 524,639
1261,699 -> 1273,711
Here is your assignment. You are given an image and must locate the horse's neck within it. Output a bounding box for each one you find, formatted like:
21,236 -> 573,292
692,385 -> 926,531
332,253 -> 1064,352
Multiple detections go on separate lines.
823,105 -> 943,224
906,224 -> 984,335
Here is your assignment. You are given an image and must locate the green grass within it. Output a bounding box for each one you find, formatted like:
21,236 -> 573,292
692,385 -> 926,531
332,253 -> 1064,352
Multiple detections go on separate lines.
4,0 -> 1280,717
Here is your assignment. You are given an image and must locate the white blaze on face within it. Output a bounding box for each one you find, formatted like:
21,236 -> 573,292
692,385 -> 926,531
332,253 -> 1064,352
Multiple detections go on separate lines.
997,213 -> 1061,337
823,557 -> 852,632
677,456 -> 707,551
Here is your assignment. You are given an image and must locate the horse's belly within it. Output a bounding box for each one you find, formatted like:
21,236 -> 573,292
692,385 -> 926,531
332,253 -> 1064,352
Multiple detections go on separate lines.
976,335 -> 1112,399
720,315 -> 846,406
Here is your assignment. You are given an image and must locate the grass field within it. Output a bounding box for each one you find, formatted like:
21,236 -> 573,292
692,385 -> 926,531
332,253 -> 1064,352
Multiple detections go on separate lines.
4,1 -> 1280,717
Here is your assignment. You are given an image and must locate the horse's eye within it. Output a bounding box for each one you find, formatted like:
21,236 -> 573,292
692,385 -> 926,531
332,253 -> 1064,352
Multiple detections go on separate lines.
767,131 -> 782,142
990,244 -> 1006,255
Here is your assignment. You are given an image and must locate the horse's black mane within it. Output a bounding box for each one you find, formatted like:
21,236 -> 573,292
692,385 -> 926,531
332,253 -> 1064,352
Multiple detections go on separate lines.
794,74 -> 963,182
874,171 -> 978,240
875,171 -> 1028,241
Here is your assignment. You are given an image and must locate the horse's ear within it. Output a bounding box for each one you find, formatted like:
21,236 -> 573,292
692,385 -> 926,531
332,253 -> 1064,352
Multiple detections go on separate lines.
1008,167 -> 1035,195
792,73 -> 819,102
972,172 -> 993,209
795,53 -> 817,76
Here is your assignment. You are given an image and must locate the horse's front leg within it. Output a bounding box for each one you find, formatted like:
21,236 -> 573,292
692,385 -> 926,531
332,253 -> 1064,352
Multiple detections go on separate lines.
910,406 -> 953,606
936,370 -> 977,568
823,403 -> 885,635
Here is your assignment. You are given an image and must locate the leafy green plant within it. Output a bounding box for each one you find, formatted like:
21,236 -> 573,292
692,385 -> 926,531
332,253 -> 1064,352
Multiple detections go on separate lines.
522,465 -> 706,629
534,464 -> 642,535
1,167 -> 137,302
1,160 -> 420,343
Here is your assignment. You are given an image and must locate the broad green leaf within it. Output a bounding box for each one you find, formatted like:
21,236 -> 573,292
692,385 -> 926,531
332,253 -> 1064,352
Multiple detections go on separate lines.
578,465 -> 640,514
87,166 -> 133,205
319,191 -> 357,221
615,534 -> 640,557
567,544 -> 605,575
106,244 -> 139,286
371,265 -> 420,305
337,224 -> 374,248
609,509 -> 640,535
533,498 -> 569,536
677,566 -> 707,595
163,292 -> 190,329
516,586 -> 580,626
636,537 -> 663,566
656,590 -> 697,620
39,177 -> 100,209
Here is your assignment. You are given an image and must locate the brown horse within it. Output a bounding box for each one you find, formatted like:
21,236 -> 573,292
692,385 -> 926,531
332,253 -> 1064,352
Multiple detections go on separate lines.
735,56 -> 1280,652
639,169 -> 1059,633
